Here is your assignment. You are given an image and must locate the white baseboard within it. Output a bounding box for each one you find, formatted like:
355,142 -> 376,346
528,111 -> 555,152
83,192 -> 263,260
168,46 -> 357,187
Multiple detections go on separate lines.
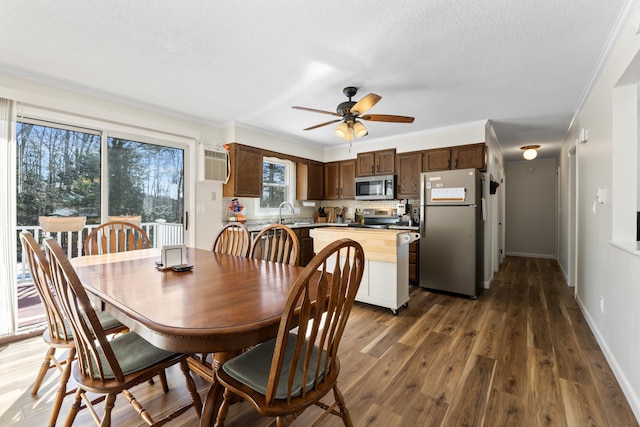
557,261 -> 569,285
505,251 -> 557,259
483,271 -> 493,289
575,294 -> 640,423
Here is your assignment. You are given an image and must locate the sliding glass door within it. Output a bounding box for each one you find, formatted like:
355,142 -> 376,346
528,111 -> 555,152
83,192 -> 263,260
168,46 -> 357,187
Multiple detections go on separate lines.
15,121 -> 186,329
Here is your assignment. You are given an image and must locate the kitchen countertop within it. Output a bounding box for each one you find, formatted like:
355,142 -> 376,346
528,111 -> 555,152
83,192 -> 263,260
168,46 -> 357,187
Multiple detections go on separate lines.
244,222 -> 419,232
311,227 -> 419,262
388,225 -> 419,231
246,222 -> 348,232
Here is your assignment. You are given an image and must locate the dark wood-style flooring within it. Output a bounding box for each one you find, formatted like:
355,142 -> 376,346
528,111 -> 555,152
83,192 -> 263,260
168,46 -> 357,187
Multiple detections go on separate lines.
1,256 -> 637,426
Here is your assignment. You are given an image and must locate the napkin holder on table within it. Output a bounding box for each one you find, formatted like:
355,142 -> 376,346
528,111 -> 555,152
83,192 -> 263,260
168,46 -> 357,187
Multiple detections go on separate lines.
159,244 -> 187,270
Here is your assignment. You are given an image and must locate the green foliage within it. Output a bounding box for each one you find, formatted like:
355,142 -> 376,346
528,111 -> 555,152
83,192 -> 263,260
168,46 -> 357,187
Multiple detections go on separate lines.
17,122 -> 184,227
260,159 -> 287,208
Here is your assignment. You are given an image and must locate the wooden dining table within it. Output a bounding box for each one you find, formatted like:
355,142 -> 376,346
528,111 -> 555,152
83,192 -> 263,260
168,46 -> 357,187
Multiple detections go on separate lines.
70,247 -> 308,426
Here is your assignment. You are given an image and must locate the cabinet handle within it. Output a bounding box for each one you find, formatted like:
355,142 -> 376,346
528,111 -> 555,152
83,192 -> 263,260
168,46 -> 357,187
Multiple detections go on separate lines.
454,159 -> 458,168
375,164 -> 378,172
447,160 -> 451,169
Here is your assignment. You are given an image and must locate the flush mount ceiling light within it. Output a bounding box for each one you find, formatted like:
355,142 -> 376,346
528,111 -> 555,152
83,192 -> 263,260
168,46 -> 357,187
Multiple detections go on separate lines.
521,145 -> 540,160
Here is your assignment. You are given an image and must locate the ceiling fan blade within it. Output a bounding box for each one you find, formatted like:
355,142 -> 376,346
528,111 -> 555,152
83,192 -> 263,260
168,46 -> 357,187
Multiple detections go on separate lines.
350,93 -> 381,115
361,114 -> 415,123
292,106 -> 341,117
303,119 -> 342,131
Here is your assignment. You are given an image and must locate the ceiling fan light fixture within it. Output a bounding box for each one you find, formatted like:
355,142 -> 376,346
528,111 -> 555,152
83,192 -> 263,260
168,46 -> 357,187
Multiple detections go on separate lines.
294,86 -> 414,141
521,145 -> 540,160
353,121 -> 368,138
335,122 -> 349,138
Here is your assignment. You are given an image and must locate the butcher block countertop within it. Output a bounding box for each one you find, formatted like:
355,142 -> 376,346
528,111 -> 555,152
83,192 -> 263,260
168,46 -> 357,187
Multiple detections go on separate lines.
311,227 -> 414,263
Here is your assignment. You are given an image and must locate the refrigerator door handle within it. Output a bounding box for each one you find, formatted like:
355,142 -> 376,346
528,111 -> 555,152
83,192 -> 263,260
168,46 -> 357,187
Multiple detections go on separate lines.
419,173 -> 426,237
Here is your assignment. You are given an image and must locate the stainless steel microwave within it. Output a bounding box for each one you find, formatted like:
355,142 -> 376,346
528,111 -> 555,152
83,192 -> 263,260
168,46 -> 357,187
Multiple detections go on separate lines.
355,175 -> 396,200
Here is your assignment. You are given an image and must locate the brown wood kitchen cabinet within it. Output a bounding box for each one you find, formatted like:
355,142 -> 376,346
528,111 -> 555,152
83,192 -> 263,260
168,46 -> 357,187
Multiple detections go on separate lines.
422,143 -> 486,172
396,151 -> 422,198
223,143 -> 263,197
324,160 -> 355,200
293,227 -> 314,266
409,241 -> 419,284
423,147 -> 452,171
296,160 -> 324,200
356,149 -> 396,176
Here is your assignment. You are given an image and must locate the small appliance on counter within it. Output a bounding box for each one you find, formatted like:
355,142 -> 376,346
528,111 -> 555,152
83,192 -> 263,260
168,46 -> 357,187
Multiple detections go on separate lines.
347,209 -> 398,229
411,206 -> 420,226
396,201 -> 411,226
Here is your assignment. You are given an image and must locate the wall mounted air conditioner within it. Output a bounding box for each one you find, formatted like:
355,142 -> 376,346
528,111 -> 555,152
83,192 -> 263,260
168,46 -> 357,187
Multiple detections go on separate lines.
198,143 -> 230,182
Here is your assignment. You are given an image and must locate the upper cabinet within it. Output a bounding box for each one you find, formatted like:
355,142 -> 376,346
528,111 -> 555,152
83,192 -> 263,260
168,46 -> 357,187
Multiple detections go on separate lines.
423,143 -> 487,172
396,151 -> 422,199
422,148 -> 452,171
324,160 -> 356,200
453,143 -> 487,171
222,143 -> 263,198
296,160 -> 324,200
356,149 -> 396,176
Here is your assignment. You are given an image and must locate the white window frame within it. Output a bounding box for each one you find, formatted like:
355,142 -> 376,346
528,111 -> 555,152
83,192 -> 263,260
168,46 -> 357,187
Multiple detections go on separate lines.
16,106 -> 196,246
254,157 -> 298,217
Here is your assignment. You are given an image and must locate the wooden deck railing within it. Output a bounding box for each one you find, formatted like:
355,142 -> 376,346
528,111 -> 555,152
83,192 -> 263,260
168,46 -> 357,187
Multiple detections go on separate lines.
16,221 -> 184,286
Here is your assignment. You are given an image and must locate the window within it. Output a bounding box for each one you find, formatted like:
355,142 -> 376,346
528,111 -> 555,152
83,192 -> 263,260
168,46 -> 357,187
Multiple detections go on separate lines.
16,122 -> 186,227
107,136 -> 184,224
15,120 -> 186,330
255,157 -> 296,216
17,121 -> 101,225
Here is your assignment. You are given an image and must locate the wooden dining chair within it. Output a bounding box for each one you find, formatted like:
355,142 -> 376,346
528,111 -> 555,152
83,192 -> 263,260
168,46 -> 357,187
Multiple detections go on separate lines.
250,223 -> 300,265
212,221 -> 251,257
20,232 -> 127,427
203,238 -> 365,427
43,238 -> 203,427
84,220 -> 151,255
107,215 -> 142,227
188,222 -> 252,382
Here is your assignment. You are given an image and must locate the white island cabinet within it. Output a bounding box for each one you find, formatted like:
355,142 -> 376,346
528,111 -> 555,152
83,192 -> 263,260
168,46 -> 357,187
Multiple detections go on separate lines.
311,227 -> 420,315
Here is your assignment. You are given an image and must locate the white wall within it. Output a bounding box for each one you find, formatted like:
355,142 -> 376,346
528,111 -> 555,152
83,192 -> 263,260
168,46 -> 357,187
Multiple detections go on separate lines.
228,122 -> 325,161
323,120 -> 487,162
505,159 -> 557,258
0,71 -> 225,249
558,1 -> 640,419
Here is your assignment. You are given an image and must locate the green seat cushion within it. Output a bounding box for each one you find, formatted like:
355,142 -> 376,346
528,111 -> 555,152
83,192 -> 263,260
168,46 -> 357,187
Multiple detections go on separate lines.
222,333 -> 326,399
91,331 -> 177,379
96,311 -> 123,331
59,311 -> 123,340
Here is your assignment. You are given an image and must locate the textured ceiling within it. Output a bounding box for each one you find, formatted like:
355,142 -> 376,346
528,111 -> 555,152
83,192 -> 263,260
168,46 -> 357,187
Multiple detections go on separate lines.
0,1 -> 630,161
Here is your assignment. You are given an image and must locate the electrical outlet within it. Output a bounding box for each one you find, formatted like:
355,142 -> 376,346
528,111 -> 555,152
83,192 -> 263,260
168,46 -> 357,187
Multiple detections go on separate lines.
211,191 -> 216,201
592,201 -> 597,215
600,297 -> 604,314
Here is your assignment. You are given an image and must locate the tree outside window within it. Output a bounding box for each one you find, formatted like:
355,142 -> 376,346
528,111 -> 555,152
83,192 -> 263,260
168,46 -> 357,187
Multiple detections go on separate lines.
260,158 -> 289,208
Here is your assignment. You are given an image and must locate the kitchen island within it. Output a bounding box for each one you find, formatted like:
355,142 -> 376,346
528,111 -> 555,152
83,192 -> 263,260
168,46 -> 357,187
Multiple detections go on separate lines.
311,227 -> 419,314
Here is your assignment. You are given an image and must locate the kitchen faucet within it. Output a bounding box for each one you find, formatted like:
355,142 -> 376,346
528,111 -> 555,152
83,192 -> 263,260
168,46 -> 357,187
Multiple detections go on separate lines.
278,201 -> 295,224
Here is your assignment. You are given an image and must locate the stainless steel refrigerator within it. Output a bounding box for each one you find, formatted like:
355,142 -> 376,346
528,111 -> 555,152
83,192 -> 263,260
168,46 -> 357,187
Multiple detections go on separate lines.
419,168 -> 484,298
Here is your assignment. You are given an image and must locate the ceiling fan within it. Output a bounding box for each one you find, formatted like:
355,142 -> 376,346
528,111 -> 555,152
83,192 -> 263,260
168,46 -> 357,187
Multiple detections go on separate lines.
292,86 -> 414,141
